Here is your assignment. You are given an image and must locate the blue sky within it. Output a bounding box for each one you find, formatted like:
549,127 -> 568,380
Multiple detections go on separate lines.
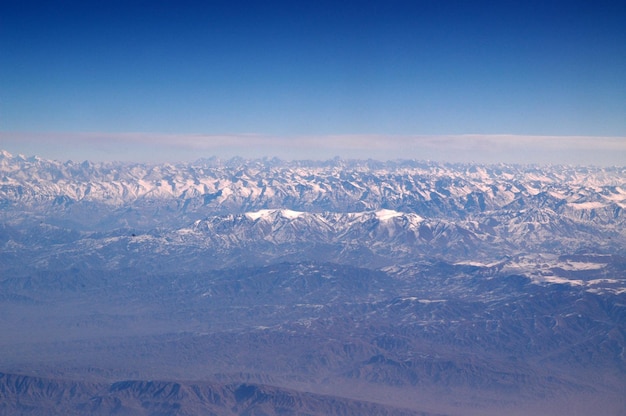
1,0 -> 625,163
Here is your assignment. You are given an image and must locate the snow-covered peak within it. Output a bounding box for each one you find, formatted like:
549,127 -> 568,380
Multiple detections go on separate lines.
245,209 -> 275,220
375,209 -> 403,221
1,151 -> 624,232
281,209 -> 305,219
245,209 -> 305,221
242,208 -> 424,225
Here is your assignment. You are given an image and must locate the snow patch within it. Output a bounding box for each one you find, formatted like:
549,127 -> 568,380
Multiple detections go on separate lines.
245,209 -> 276,220
588,279 -> 620,285
556,261 -> 607,271
281,209 -> 304,219
531,275 -> 585,286
401,297 -> 446,304
602,188 -> 626,202
454,261 -> 488,267
567,201 -> 606,210
375,209 -> 403,221
245,208 -> 304,220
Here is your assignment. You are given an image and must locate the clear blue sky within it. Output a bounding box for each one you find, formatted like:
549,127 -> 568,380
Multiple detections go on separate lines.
1,0 -> 625,163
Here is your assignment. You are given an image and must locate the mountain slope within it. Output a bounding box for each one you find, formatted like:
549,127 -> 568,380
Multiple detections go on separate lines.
0,372 -> 427,416
1,151 -> 625,415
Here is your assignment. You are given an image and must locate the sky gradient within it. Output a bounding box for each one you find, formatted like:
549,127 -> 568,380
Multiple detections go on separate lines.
1,0 -> 625,164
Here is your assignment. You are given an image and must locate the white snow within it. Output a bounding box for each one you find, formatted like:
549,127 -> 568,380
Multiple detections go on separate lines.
454,261 -> 488,267
405,214 -> 424,226
281,209 -> 304,219
375,209 -> 403,221
556,261 -> 606,271
588,279 -> 620,285
567,201 -> 606,210
602,187 -> 626,202
400,297 -> 446,304
245,208 -> 304,220
245,209 -> 276,220
531,275 -> 585,286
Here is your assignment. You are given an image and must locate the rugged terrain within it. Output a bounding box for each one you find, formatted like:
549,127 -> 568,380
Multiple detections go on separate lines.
1,150 -> 625,415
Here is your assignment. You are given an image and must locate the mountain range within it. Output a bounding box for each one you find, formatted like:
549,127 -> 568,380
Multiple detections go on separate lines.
0,150 -> 625,415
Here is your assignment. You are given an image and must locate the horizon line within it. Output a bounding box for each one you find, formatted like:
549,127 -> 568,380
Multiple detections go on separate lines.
1,131 -> 625,166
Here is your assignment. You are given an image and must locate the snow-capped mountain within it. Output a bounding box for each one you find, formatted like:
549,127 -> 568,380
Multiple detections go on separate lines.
0,150 -> 624,316
2,150 -> 624,272
2,150 -> 625,229
2,150 -> 626,416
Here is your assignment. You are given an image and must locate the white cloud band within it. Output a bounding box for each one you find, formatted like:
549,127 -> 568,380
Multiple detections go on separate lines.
1,131 -> 625,165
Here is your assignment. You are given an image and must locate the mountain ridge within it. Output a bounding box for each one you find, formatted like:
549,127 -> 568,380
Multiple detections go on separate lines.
1,150 -> 625,415
0,371 -> 430,416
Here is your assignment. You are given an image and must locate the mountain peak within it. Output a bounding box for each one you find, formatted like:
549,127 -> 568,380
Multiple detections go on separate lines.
245,209 -> 305,221
375,209 -> 403,221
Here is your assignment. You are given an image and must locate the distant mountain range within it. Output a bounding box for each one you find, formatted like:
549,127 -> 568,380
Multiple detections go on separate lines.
1,150 -> 625,415
2,149 -> 624,226
2,150 -> 624,279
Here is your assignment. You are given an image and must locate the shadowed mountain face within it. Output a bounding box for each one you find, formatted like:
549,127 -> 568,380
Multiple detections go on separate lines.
0,373 -> 429,416
1,152 -> 625,415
